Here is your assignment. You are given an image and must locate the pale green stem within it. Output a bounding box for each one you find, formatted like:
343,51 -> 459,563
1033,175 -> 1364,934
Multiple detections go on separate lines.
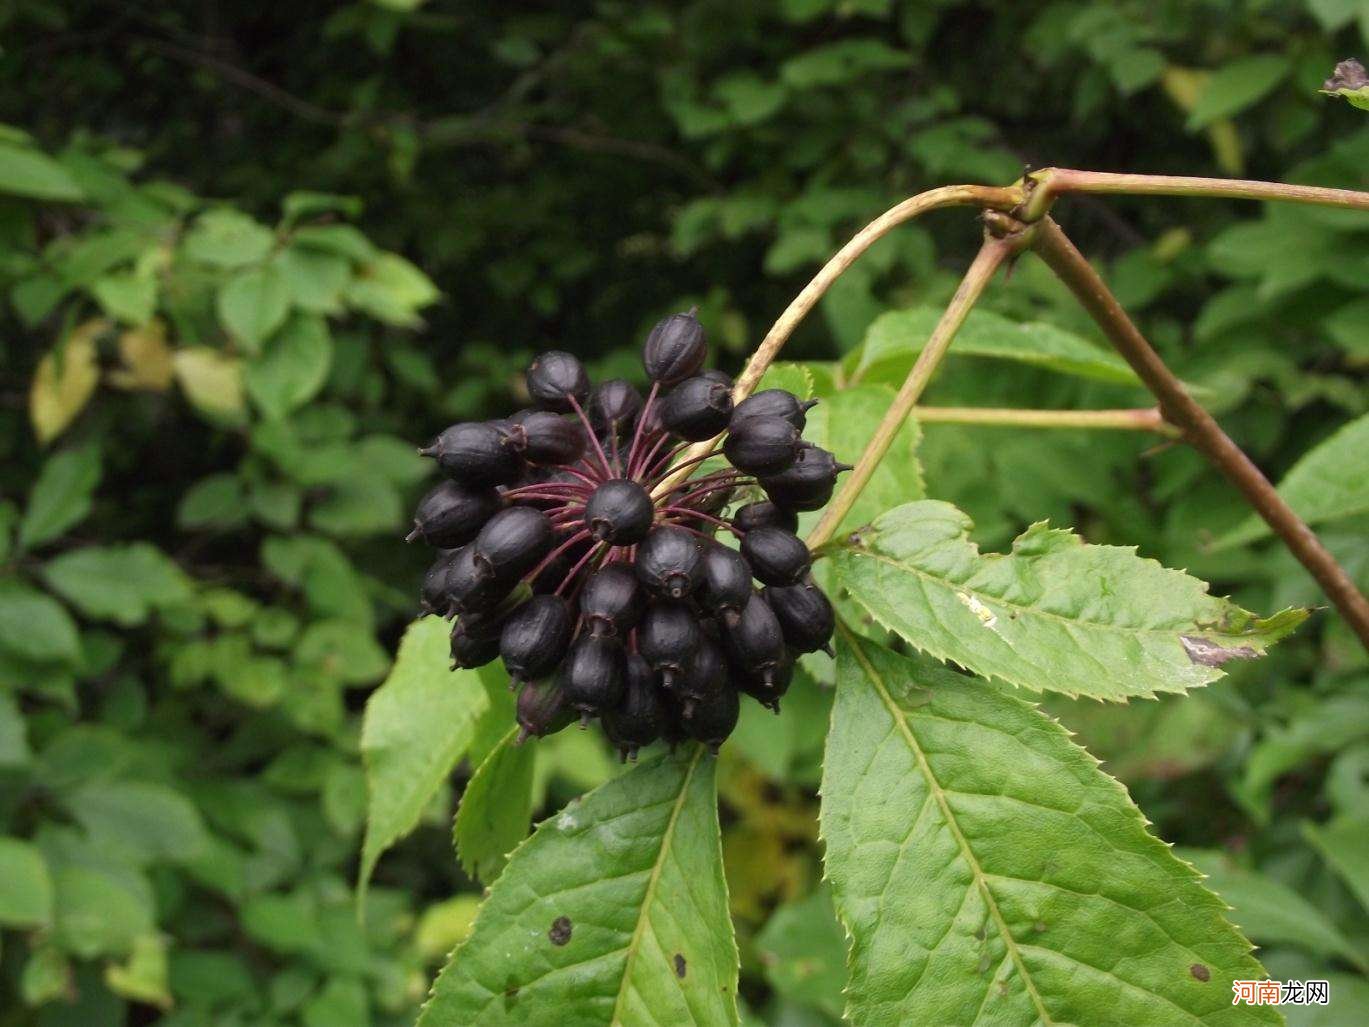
1022,168 -> 1369,222
912,405 -> 1178,437
805,231 -> 1021,550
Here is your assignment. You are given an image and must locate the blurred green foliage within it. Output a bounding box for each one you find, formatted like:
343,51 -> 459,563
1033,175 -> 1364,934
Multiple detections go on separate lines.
1,1 -> 1367,1023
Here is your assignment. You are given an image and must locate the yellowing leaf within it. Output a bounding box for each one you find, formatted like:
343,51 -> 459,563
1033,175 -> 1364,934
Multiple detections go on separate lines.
173,347 -> 245,421
30,320 -> 103,445
110,320 -> 174,391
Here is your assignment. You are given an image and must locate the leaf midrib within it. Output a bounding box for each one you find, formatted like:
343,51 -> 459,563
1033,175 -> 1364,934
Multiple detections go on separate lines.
609,744 -> 705,1027
840,626 -> 1056,1026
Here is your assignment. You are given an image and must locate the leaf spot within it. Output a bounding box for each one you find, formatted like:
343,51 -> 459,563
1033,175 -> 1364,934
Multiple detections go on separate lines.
674,953 -> 687,978
956,591 -> 1001,633
1190,963 -> 1210,982
548,915 -> 572,946
1180,635 -> 1257,667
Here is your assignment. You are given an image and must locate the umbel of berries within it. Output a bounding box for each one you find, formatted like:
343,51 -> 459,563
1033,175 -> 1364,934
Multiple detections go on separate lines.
409,309 -> 850,760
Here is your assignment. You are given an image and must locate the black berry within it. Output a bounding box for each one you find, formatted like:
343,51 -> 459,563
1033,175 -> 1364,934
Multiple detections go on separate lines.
422,422 -> 523,485
516,678 -> 575,742
722,415 -> 802,476
740,527 -> 811,586
504,411 -> 585,466
499,595 -> 574,684
660,376 -> 734,441
643,310 -> 707,385
764,583 -> 835,656
602,652 -> 665,762
558,635 -> 626,718
720,592 -> 786,679
451,618 -> 501,669
444,545 -> 512,614
584,479 -> 654,545
636,525 -> 702,599
473,507 -> 554,585
638,601 -> 700,690
590,379 -> 643,435
579,563 -> 642,637
698,542 -> 753,615
680,685 -> 740,753
731,389 -> 816,430
526,351 -> 590,412
408,481 -> 503,548
732,500 -> 798,535
760,446 -> 851,512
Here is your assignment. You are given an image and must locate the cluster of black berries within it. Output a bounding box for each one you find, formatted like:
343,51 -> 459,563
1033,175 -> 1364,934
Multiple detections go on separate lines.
410,310 -> 849,759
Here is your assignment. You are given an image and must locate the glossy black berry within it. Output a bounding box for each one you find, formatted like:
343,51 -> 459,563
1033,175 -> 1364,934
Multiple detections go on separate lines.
579,563 -> 642,637
516,679 -> 575,743
736,650 -> 793,712
408,481 -> 502,548
660,376 -> 733,441
635,525 -> 702,599
444,545 -> 512,614
504,411 -> 585,466
638,602 -> 700,689
451,618 -> 501,669
720,592 -> 786,678
473,507 -> 553,585
421,550 -> 459,615
678,635 -> 727,713
584,479 -> 654,545
722,415 -> 802,476
698,542 -> 753,614
764,583 -> 835,656
558,635 -> 625,717
601,652 -> 665,761
699,368 -> 733,389
422,422 -> 523,485
732,500 -> 798,535
526,351 -> 590,412
760,446 -> 851,512
590,379 -> 642,435
643,310 -> 707,385
740,527 -> 811,586
680,685 -> 740,753
499,595 -> 574,683
731,389 -> 816,431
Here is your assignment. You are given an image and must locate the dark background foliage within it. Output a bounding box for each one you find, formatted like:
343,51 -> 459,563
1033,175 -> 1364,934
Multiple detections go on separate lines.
1,1 -> 1367,1023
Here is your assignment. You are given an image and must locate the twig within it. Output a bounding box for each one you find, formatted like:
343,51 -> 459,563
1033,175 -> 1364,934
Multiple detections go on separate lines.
1030,215 -> 1369,649
1022,168 -> 1369,221
911,406 -> 1177,436
650,183 -> 1024,500
805,227 -> 1025,550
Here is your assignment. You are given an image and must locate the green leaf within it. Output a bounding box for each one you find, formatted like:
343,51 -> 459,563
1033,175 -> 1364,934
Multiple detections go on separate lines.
182,209 -> 275,268
454,726 -> 536,885
1184,850 -> 1367,972
754,887 -> 846,1019
345,252 -> 440,326
275,245 -> 351,313
0,579 -> 81,664
19,443 -> 101,550
218,263 -> 292,354
44,834 -> 156,958
1236,694 -> 1369,820
62,781 -> 210,864
1214,413 -> 1369,548
303,977 -> 371,1027
1187,55 -> 1289,130
420,747 -> 738,1027
295,619 -> 390,684
799,385 -> 923,537
176,473 -> 249,530
831,500 -> 1304,701
0,691 -> 30,766
0,141 -> 85,201
850,307 -> 1140,386
91,271 -> 157,326
822,634 -> 1278,1025
359,617 -> 488,895
0,838 -> 54,927
245,313 -> 333,420
105,933 -> 171,1008
43,543 -> 192,626
1303,817 -> 1369,914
